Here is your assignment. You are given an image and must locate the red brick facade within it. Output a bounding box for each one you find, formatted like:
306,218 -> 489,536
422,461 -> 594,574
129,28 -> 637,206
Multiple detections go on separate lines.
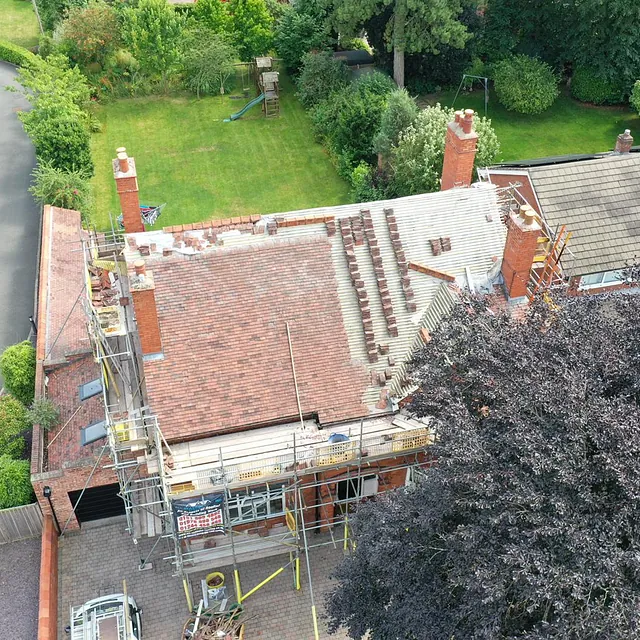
113,153 -> 144,233
131,286 -> 163,355
441,110 -> 478,191
501,211 -> 542,299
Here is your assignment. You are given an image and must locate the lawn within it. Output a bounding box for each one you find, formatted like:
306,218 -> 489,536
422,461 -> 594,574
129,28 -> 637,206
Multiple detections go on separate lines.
91,75 -> 351,230
0,0 -> 39,49
422,88 -> 640,162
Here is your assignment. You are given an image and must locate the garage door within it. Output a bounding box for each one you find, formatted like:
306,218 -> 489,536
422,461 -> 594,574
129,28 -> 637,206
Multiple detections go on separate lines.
68,483 -> 125,524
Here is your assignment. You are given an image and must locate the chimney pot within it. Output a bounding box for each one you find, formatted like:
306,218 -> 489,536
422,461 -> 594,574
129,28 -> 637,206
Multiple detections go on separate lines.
614,129 -> 634,154
117,151 -> 129,173
454,110 -> 463,124
461,109 -> 474,134
134,259 -> 146,276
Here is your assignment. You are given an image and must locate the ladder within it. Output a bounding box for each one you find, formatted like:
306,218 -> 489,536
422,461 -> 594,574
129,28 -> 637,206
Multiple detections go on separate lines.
527,224 -> 572,301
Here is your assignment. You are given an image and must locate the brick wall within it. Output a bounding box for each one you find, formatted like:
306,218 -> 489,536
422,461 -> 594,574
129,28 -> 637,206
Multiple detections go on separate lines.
37,515 -> 58,640
131,287 -> 163,355
115,172 -> 144,234
501,213 -> 542,299
32,463 -> 119,532
441,112 -> 478,191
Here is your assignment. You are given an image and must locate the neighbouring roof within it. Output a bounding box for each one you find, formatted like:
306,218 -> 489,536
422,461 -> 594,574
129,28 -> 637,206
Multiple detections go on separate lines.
527,154 -> 640,274
37,206 -> 91,366
124,185 -> 506,442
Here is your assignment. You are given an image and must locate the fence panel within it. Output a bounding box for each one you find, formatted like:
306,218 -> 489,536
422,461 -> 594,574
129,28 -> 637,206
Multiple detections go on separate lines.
0,502 -> 43,544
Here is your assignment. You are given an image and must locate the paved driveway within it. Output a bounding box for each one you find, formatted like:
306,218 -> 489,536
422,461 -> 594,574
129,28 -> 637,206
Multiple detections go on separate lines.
0,537 -> 41,640
0,62 -> 40,358
59,517 -> 351,640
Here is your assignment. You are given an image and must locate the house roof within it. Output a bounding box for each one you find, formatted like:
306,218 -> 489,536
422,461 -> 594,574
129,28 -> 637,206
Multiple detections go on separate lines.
141,238 -> 370,442
125,185 -> 506,442
527,154 -> 640,274
36,206 -> 91,366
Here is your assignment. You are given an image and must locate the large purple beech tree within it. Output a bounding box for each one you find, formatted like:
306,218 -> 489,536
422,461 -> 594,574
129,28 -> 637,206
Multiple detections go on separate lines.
327,291 -> 640,639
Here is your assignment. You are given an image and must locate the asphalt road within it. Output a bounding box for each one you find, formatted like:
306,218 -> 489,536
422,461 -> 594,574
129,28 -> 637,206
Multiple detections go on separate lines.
0,62 -> 40,360
0,537 -> 41,639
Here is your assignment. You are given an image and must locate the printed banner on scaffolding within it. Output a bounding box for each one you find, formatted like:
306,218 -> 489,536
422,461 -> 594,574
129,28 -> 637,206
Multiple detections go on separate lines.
172,493 -> 225,539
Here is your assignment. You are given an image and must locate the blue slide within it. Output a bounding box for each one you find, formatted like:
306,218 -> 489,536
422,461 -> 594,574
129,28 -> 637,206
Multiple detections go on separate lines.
224,93 -> 265,122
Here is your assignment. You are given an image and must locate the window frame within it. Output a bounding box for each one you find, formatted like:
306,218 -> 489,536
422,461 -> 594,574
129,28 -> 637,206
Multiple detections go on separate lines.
226,483 -> 286,525
578,270 -> 625,290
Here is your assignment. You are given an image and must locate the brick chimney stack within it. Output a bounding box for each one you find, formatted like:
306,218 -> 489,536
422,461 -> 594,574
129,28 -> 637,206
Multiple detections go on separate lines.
501,205 -> 542,299
113,147 -> 144,234
441,109 -> 479,190
130,259 -> 163,357
614,129 -> 634,154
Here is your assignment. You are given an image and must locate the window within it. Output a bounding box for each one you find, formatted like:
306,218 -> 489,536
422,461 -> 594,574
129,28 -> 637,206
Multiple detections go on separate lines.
578,270 -> 625,289
226,484 -> 286,525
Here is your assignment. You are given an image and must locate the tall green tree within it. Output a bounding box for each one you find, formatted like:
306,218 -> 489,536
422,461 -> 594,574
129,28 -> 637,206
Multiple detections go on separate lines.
228,0 -> 273,62
121,0 -> 185,86
192,0 -> 231,33
61,0 -> 121,67
182,28 -> 237,97
328,290 -> 640,639
330,0 -> 469,87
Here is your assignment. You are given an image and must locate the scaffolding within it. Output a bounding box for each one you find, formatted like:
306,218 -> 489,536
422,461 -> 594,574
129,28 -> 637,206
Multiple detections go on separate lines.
78,231 -> 437,637
492,182 -> 575,296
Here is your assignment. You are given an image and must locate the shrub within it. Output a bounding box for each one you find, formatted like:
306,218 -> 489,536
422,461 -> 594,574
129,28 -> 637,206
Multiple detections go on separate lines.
0,396 -> 29,459
13,54 -> 91,110
0,342 -> 36,407
390,104 -> 500,196
228,0 -> 273,61
30,162 -> 95,224
182,29 -> 237,97
493,54 -> 559,114
27,399 -> 60,431
0,456 -> 34,509
297,51 -> 349,108
311,72 -> 393,176
350,161 -> 387,203
631,80 -> 640,115
61,1 -> 121,67
20,104 -> 94,175
571,67 -> 626,105
373,88 -> 419,161
275,6 -> 330,73
0,40 -> 37,67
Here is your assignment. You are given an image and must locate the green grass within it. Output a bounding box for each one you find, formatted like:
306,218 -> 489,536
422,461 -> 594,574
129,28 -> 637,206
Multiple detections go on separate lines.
91,75 -> 351,230
0,0 -> 39,49
422,88 -> 640,162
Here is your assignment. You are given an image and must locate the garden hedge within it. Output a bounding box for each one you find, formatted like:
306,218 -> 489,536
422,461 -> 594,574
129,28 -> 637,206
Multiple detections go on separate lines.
571,67 -> 626,105
0,40 -> 36,67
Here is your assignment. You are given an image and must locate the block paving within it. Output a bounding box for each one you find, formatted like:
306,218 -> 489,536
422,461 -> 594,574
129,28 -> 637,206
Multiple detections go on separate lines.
58,517 -> 352,640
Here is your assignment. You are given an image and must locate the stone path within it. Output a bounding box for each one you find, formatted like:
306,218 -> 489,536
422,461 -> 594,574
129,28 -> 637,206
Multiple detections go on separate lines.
58,517 -> 353,639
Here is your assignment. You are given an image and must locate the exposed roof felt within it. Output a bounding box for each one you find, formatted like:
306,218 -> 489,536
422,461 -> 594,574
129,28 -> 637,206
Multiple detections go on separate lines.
37,206 -> 91,366
142,238 -> 370,442
527,154 -> 640,274
127,186 -> 506,442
